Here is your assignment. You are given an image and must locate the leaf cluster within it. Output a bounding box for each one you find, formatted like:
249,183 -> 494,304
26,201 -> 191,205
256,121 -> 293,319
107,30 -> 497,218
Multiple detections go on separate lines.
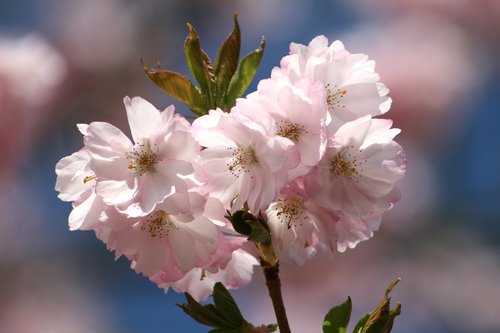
142,13 -> 265,116
226,210 -> 271,244
323,279 -> 401,333
178,282 -> 277,333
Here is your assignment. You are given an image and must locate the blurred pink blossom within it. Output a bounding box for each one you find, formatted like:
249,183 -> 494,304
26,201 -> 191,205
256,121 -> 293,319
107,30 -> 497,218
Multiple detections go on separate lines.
0,33 -> 67,183
341,16 -> 484,146
0,259 -> 119,333
0,34 -> 66,106
48,0 -> 141,70
243,230 -> 500,333
352,0 -> 500,38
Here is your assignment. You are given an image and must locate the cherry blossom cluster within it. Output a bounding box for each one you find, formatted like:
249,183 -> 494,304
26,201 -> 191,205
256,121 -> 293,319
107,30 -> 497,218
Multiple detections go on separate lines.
55,36 -> 406,300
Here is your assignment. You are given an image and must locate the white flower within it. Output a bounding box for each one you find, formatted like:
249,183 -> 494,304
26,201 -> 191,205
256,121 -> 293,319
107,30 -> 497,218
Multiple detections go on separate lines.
266,196 -> 317,265
55,148 -> 105,231
276,35 -> 391,131
103,192 -> 219,279
55,148 -> 94,203
153,249 -> 259,301
233,76 -> 328,178
83,96 -> 199,216
192,109 -> 292,214
334,213 -> 382,253
305,115 -> 406,219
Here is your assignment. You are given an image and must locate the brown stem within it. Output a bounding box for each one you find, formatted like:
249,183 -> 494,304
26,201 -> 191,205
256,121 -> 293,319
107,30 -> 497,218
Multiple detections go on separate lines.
261,260 -> 291,333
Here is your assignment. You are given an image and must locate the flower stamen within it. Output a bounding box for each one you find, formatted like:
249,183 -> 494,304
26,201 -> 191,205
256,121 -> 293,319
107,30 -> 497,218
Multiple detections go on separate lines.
276,120 -> 306,142
83,175 -> 97,183
326,83 -> 347,110
330,147 -> 363,179
141,210 -> 177,238
227,146 -> 259,177
127,140 -> 160,175
276,197 -> 308,229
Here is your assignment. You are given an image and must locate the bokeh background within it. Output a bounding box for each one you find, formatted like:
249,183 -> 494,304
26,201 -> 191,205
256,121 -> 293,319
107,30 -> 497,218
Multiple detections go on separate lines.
1,1 -> 499,332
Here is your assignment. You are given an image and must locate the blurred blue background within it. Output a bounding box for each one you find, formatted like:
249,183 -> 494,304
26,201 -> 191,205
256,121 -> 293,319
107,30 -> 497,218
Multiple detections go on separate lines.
1,0 -> 499,332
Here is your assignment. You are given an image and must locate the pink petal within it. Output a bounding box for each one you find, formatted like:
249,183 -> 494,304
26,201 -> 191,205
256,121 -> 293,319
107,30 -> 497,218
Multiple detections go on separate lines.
124,96 -> 166,143
169,228 -> 196,273
85,121 -> 132,159
97,179 -> 137,205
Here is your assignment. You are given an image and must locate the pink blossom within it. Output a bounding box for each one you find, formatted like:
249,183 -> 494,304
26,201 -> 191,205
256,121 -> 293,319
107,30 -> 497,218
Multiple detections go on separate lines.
103,192 -> 220,279
55,148 -> 94,203
264,180 -> 333,265
275,35 -> 391,131
265,177 -> 389,256
154,249 -> 259,301
234,76 -> 328,178
305,116 -> 406,219
83,96 -> 199,216
192,109 -> 292,214
53,28 -> 410,300
334,213 -> 382,252
54,148 -> 105,231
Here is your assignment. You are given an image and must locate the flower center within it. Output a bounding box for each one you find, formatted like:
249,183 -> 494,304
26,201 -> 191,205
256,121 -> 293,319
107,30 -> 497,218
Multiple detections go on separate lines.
141,210 -> 177,238
227,146 -> 259,177
326,83 -> 347,110
199,269 -> 206,281
329,148 -> 362,178
276,120 -> 306,142
275,197 -> 308,229
83,174 -> 97,184
127,140 -> 160,175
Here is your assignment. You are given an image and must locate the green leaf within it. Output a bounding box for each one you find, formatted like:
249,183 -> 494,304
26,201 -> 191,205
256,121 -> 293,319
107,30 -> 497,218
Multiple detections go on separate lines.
246,219 -> 271,243
323,296 -> 352,333
184,23 -> 215,106
225,37 -> 265,109
228,210 -> 253,236
385,303 -> 401,332
177,292 -> 234,329
266,324 -> 278,332
227,210 -> 271,243
208,329 -> 239,333
363,303 -> 400,333
179,283 -> 276,333
141,60 -> 208,115
213,282 -> 244,327
360,278 -> 402,333
352,313 -> 370,333
214,12 -> 241,108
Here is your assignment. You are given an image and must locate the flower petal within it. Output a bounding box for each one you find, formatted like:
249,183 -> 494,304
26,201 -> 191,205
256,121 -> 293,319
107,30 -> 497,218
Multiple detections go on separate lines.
124,96 -> 167,143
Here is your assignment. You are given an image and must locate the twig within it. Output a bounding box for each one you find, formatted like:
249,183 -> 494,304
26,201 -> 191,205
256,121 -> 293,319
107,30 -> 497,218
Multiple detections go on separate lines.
261,260 -> 291,333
